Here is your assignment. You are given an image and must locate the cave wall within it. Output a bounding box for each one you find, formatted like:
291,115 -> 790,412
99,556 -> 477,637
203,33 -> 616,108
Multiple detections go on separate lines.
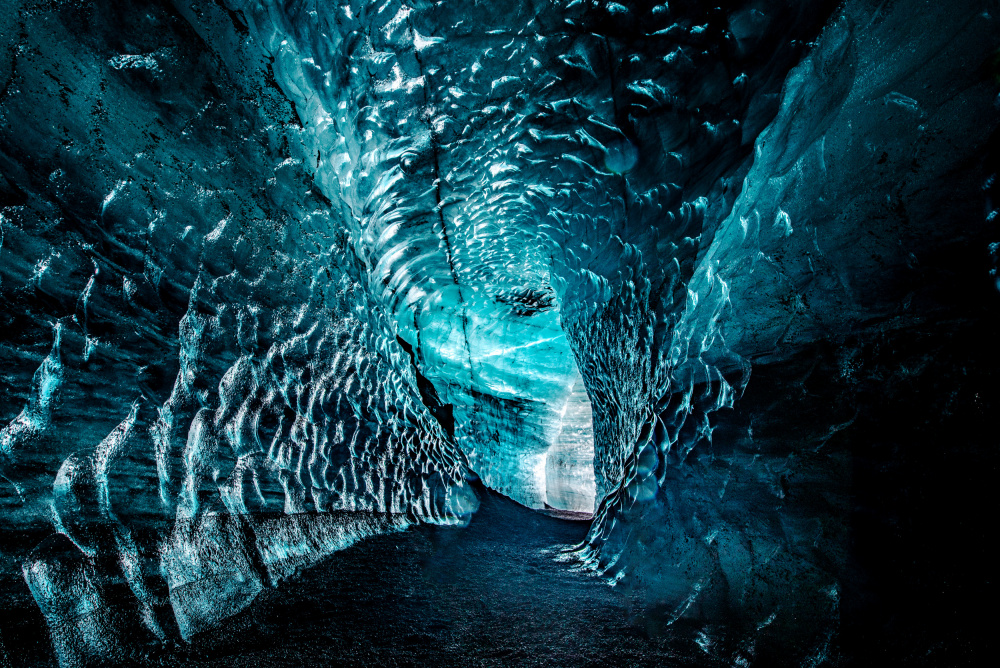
0,0 -> 997,665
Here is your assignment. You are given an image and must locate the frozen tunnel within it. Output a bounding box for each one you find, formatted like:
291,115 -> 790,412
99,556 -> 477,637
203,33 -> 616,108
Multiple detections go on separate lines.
1,0 -> 998,666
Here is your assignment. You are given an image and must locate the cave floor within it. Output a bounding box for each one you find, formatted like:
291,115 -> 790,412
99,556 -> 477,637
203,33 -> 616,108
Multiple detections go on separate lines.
155,488 -> 708,668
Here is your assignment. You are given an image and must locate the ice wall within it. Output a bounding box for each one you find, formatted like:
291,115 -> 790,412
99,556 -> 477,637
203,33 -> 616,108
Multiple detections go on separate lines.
1,0 -> 477,660
568,1 -> 1000,663
1,0 -> 997,665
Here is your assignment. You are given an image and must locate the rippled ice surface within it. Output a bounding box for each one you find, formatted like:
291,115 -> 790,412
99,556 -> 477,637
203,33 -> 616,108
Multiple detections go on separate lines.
1,0 -> 998,666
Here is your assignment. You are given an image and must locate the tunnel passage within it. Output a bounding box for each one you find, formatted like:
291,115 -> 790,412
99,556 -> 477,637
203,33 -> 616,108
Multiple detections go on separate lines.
1,1 -> 998,666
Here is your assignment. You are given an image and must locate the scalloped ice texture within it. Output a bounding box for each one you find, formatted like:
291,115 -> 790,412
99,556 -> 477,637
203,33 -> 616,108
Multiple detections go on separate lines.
232,0 -> 619,514
0,0 -> 844,658
225,0 -> 832,513
1,0 -> 998,666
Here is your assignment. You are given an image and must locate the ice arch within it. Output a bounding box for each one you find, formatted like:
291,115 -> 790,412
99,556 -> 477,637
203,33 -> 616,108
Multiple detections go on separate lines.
0,1 -> 996,666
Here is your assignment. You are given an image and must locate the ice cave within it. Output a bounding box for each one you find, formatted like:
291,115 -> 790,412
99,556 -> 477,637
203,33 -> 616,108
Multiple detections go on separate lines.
1,0 -> 998,665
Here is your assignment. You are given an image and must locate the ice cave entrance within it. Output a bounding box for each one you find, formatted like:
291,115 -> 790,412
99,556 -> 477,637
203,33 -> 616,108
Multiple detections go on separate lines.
405,288 -> 597,516
541,365 -> 597,515
462,355 -> 597,517
443,331 -> 597,516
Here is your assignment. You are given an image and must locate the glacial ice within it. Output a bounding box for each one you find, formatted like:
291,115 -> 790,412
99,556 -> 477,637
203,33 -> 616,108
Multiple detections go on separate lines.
1,0 -> 998,665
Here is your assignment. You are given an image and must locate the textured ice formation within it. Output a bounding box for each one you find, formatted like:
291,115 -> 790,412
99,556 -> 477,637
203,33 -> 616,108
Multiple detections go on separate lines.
1,0 -> 998,665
